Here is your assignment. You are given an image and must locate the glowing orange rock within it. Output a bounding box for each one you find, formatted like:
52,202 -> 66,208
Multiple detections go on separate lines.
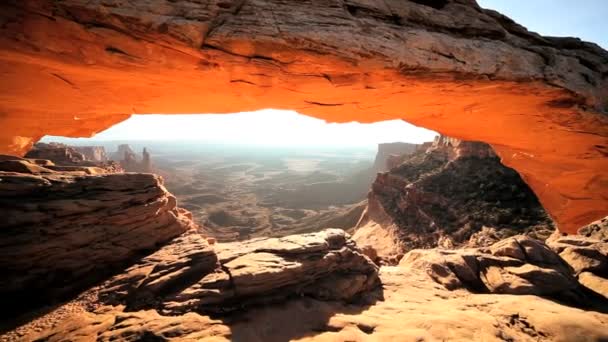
0,0 -> 606,233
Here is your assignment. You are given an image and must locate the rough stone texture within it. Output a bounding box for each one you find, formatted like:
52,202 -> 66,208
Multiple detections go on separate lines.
0,158 -> 196,317
72,146 -> 108,162
373,142 -> 418,172
0,0 -> 606,233
399,235 -> 588,303
546,216 -> 608,299
97,229 -> 379,315
354,136 -> 554,261
24,143 -> 123,173
30,260 -> 608,342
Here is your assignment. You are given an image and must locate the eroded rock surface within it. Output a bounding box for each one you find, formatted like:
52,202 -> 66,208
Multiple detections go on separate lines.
400,235 -> 589,302
98,229 -> 379,315
546,217 -> 608,299
354,136 -> 554,261
0,157 -> 196,317
30,243 -> 608,342
0,0 -> 607,232
24,143 -> 123,173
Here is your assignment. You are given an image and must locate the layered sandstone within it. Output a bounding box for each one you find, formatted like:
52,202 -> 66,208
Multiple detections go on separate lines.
0,0 -> 606,232
400,235 -> 585,302
25,142 -> 123,173
546,216 -> 608,299
28,234 -> 608,342
25,142 -> 87,165
0,157 -> 196,317
98,229 -> 379,315
354,136 -> 554,262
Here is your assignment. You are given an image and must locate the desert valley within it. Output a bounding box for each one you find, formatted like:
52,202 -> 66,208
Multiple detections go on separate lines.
0,0 -> 607,341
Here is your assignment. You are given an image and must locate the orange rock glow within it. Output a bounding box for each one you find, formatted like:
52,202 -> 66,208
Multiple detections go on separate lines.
0,0 -> 606,233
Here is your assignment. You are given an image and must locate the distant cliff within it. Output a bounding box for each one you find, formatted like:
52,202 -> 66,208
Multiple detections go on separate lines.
372,142 -> 418,173
354,136 -> 554,263
72,146 -> 108,162
110,144 -> 153,173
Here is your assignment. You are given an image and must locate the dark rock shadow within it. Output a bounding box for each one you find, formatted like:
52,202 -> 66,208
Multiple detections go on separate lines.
217,285 -> 385,342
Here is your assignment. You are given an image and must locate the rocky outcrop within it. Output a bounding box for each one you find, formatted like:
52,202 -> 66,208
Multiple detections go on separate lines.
0,0 -> 606,233
111,144 -> 153,172
72,145 -> 108,162
98,229 -> 379,315
0,158 -> 196,317
354,136 -> 554,262
373,142 -> 419,172
546,216 -> 608,299
400,235 -> 587,302
25,142 -> 87,165
29,235 -> 608,342
24,142 -> 123,173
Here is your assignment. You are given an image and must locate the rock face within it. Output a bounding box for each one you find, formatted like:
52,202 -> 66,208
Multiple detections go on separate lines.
25,142 -> 87,165
400,235 -> 586,302
373,142 -> 418,172
111,144 -> 153,172
0,0 -> 606,233
25,142 -> 123,173
546,216 -> 608,299
72,145 -> 108,162
0,157 -> 197,317
354,136 -> 554,261
98,229 -> 379,315
30,235 -> 608,342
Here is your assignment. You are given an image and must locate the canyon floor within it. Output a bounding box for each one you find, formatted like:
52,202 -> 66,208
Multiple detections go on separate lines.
140,143 -> 374,241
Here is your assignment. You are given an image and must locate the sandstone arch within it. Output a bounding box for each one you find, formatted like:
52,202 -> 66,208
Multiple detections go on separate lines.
0,0 -> 606,233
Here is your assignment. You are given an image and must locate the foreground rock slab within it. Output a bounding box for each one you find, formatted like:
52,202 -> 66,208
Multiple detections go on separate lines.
400,235 -> 592,303
98,229 -> 379,315
547,217 -> 608,299
32,264 -> 608,341
0,159 -> 196,317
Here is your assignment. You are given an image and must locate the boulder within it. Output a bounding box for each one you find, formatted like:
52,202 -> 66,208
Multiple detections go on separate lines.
98,229 -> 379,315
400,235 -> 584,303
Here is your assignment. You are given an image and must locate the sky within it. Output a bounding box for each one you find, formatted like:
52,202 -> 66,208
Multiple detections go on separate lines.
478,0 -> 607,49
44,111 -> 438,147
44,1 -> 607,147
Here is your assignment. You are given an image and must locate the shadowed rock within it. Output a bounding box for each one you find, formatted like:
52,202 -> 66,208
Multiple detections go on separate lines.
0,158 -> 196,317
98,229 -> 379,315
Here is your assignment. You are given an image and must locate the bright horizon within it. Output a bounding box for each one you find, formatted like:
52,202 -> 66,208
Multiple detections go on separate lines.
43,110 -> 438,147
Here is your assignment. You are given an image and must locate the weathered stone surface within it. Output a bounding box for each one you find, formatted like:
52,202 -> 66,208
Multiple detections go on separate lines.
35,309 -> 231,342
546,217 -> 608,299
97,229 -> 379,315
25,143 -> 123,173
0,159 -> 196,316
31,262 -> 608,342
400,235 -> 585,302
72,146 -> 108,162
0,0 -> 606,232
355,136 -> 554,261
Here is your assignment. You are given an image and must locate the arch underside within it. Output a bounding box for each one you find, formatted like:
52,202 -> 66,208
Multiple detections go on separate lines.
0,0 -> 606,233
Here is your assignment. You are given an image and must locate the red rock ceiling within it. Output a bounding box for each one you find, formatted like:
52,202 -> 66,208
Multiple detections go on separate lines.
0,0 -> 607,233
